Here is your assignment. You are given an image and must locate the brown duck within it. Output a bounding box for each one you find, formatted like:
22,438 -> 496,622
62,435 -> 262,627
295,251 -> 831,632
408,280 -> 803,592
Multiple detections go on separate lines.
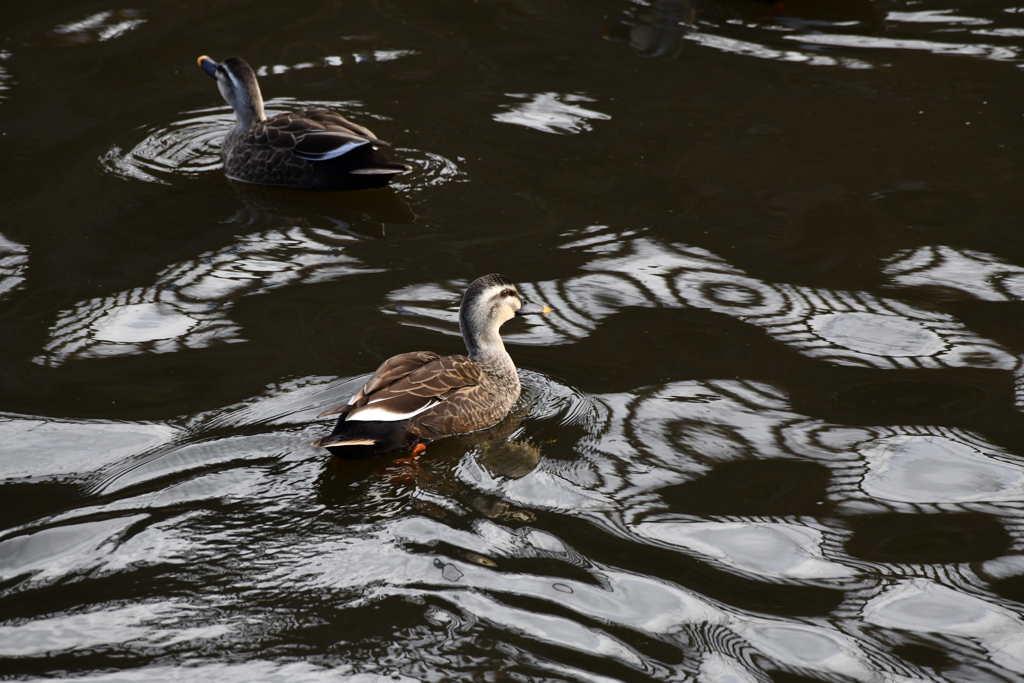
312,274 -> 550,459
197,55 -> 411,190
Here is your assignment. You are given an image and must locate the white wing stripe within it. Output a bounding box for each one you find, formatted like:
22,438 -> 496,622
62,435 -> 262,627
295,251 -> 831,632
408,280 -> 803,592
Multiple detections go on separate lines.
346,399 -> 437,422
299,139 -> 369,161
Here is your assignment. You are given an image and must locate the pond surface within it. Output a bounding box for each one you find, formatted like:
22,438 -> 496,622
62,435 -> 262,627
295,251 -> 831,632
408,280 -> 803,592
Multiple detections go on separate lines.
5,0 -> 1024,680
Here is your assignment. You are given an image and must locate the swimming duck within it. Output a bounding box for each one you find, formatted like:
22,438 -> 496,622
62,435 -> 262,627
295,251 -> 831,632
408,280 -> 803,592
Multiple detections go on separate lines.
312,274 -> 550,459
197,55 -> 411,190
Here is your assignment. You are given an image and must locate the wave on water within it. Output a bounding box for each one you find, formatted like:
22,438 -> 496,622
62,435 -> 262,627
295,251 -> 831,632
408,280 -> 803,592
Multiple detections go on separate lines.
4,365 -> 1024,680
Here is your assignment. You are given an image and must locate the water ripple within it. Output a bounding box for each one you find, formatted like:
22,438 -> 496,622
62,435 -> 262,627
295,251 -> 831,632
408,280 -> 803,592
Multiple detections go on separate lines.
51,10 -> 146,45
0,232 -> 27,302
5,370 -> 1024,679
34,225 -> 376,367
607,0 -> 1024,68
100,107 -> 230,185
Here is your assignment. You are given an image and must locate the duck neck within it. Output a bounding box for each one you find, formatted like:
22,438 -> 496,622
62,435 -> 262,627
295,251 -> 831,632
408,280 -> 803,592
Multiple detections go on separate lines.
232,97 -> 264,132
462,318 -> 518,386
223,76 -> 265,138
224,100 -> 263,151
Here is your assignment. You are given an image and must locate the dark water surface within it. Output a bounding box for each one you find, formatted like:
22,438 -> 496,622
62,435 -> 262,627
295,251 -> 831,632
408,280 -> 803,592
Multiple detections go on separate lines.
5,0 -> 1024,680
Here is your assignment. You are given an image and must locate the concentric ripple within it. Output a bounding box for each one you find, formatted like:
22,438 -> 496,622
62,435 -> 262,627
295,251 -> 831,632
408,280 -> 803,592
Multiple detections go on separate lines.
100,106 -> 229,185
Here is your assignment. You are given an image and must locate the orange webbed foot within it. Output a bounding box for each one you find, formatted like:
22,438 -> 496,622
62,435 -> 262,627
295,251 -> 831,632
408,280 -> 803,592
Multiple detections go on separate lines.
378,443 -> 428,483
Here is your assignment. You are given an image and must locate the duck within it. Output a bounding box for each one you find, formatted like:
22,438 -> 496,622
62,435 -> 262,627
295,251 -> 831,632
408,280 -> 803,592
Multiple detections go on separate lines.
312,274 -> 550,459
197,55 -> 411,190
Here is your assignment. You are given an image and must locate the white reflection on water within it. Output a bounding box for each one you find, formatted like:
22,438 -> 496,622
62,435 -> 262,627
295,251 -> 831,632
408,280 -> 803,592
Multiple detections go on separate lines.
0,414 -> 179,480
0,602 -> 227,657
0,515 -> 148,583
687,31 -> 875,69
886,10 -> 991,26
51,10 -> 146,44
387,227 -> 1018,373
91,303 -> 197,343
34,226 -> 375,366
0,232 -> 27,301
19,662 -> 400,683
863,579 -> 1024,674
256,52 -> 419,76
846,430 -> 1024,507
0,50 -> 11,97
612,0 -> 1024,68
885,245 -> 1024,407
494,93 -> 611,135
632,520 -> 857,582
885,245 -> 1024,302
789,33 -> 1018,62
3,372 -> 1024,680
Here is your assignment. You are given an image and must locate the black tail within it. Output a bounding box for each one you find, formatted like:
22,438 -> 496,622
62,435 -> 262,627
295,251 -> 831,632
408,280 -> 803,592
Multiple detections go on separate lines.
313,418 -> 422,459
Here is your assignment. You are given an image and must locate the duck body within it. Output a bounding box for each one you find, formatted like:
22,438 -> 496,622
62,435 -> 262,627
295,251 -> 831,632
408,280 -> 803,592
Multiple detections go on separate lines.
198,56 -> 410,191
312,274 -> 549,459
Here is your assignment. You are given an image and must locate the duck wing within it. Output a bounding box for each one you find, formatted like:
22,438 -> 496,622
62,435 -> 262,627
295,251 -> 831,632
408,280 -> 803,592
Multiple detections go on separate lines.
250,110 -> 387,162
346,354 -> 482,422
317,352 -> 482,423
232,110 -> 409,189
292,109 -> 389,162
291,131 -> 375,162
300,109 -> 383,142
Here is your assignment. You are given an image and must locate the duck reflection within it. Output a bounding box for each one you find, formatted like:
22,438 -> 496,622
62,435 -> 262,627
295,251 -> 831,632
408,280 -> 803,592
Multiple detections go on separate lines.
604,0 -> 693,58
228,180 -> 416,231
317,398 -> 541,521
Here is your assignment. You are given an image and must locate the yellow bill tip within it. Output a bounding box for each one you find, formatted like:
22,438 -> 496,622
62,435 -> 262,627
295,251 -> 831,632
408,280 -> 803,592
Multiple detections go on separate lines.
542,305 -> 551,315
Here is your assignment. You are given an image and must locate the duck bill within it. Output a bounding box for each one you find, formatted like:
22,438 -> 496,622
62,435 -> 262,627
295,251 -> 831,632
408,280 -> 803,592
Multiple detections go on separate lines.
197,55 -> 219,79
515,301 -> 550,317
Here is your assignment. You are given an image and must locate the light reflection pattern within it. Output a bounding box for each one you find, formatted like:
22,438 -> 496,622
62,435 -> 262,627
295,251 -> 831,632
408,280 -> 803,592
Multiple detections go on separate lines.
493,93 -> 611,135
34,226 -> 375,366
885,245 -> 1024,302
0,233 -> 27,301
3,372 -> 1024,680
387,227 -> 1021,394
608,0 -> 1024,68
51,10 -> 147,45
0,50 -> 11,97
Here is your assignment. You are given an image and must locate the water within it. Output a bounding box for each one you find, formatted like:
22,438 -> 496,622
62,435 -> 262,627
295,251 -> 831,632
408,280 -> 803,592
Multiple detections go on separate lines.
4,0 -> 1024,680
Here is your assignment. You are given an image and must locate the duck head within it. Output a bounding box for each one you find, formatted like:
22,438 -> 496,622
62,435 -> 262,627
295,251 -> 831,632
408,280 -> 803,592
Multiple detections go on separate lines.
197,55 -> 265,128
459,274 -> 548,359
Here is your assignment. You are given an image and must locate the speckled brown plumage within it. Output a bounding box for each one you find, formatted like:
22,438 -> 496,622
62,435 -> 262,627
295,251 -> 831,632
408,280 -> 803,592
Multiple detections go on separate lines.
198,56 -> 411,191
312,274 -> 550,459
